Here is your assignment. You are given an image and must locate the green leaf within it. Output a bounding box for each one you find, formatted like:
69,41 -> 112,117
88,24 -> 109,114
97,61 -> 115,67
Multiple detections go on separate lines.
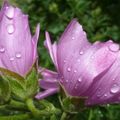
0,68 -> 27,100
0,76 -> 11,103
0,114 -> 31,120
50,114 -> 57,120
6,76 -> 26,100
25,67 -> 38,98
0,67 -> 24,84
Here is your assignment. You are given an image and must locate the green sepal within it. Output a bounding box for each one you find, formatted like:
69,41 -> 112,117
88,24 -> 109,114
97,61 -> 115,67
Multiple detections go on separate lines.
25,66 -> 38,98
0,68 -> 26,100
59,85 -> 87,113
0,76 -> 11,104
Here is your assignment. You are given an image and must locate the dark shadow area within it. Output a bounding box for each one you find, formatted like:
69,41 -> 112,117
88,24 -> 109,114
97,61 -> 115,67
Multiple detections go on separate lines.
92,0 -> 120,26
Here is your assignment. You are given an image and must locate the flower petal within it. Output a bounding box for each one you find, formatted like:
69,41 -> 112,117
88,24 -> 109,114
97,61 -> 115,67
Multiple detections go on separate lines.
86,44 -> 120,105
57,19 -> 91,74
35,88 -> 59,99
60,41 -> 118,97
38,68 -> 59,89
45,32 -> 58,69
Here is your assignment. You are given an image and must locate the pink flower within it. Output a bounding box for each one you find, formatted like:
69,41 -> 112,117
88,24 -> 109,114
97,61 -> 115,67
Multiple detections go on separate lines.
0,1 -> 40,76
37,19 -> 120,106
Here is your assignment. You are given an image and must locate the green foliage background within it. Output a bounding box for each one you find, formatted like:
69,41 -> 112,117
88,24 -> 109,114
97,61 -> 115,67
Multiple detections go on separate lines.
1,0 -> 120,120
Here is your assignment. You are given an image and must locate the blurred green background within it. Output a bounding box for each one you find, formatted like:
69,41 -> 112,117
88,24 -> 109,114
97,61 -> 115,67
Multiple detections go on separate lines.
1,0 -> 120,120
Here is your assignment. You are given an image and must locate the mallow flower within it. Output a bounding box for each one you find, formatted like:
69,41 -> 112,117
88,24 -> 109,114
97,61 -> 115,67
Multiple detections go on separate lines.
36,19 -> 120,106
0,1 -> 40,76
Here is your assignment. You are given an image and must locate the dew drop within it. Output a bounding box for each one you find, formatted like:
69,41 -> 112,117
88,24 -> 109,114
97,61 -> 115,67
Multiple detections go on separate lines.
66,79 -> 68,83
10,57 -> 14,61
108,40 -> 113,43
79,51 -> 83,55
77,59 -> 80,62
74,70 -> 77,73
94,41 -> 100,45
83,31 -> 86,36
7,24 -> 15,34
72,37 -> 75,40
67,67 -> 71,72
78,78 -> 82,82
0,47 -> 5,53
5,6 -> 14,19
16,53 -> 22,58
104,94 -> 107,97
110,84 -> 119,94
64,60 -> 66,63
109,43 -> 119,52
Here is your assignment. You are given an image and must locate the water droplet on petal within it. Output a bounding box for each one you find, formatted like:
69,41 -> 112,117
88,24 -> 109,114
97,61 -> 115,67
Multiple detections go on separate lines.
67,67 -> 71,72
10,57 -> 14,61
83,31 -> 86,36
66,79 -> 68,83
64,60 -> 66,63
72,37 -> 75,40
104,94 -> 107,97
78,78 -> 82,82
109,43 -> 119,52
77,59 -> 80,62
110,84 -> 119,94
7,24 -> 15,34
74,70 -> 77,73
5,6 -> 14,19
112,78 -> 115,81
79,51 -> 83,55
16,53 -> 22,59
108,40 -> 113,43
0,47 -> 5,53
94,41 -> 100,45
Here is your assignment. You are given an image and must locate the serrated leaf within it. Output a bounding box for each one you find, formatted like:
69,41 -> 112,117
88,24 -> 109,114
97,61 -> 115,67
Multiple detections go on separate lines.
0,76 -> 11,103
3,76 -> 26,100
25,67 -> 38,98
0,67 -> 24,84
0,68 -> 26,100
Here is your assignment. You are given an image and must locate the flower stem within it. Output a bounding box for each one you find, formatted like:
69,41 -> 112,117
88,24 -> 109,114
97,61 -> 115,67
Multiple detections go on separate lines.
0,114 -> 30,120
60,112 -> 67,120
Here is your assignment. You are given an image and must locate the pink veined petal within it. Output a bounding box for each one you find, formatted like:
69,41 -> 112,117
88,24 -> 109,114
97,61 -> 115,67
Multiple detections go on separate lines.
38,67 -> 58,78
39,79 -> 58,89
45,32 -> 58,69
86,50 -> 120,105
38,68 -> 59,89
0,2 -> 40,76
60,41 -> 118,97
32,24 -> 40,61
32,24 -> 40,46
35,88 -> 59,100
57,19 -> 91,74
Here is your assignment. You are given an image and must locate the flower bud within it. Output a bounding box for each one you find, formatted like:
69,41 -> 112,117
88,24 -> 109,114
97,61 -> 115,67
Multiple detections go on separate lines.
0,1 -> 40,76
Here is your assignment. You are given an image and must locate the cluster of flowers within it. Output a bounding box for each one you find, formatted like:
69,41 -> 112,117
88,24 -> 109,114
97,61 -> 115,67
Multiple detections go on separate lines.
0,1 -> 120,106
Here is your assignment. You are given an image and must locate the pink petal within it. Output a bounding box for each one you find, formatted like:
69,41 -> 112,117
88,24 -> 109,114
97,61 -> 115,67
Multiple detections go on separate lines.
35,88 -> 59,100
86,44 -> 120,105
38,68 -> 59,89
45,32 -> 58,69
